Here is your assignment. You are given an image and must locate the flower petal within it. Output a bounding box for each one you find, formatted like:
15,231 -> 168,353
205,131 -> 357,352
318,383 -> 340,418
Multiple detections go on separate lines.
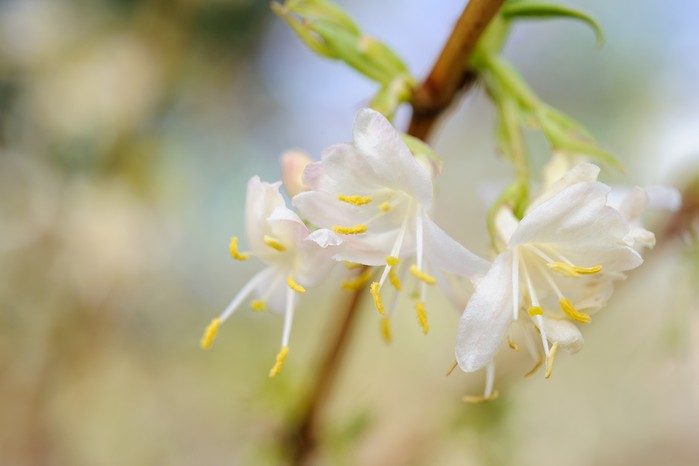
455,253 -> 513,372
422,215 -> 489,279
246,176 -> 285,253
528,162 -> 600,213
539,316 -> 584,353
352,108 -> 433,204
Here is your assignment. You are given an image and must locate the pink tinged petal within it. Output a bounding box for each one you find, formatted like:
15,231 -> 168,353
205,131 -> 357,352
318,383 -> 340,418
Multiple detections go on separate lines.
422,216 -> 490,279
292,190 -> 370,229
281,150 -> 313,197
455,253 -> 514,373
294,229 -> 344,287
266,206 -> 310,248
330,229 -> 403,266
528,162 -> 600,212
352,108 -> 433,205
539,317 -> 584,353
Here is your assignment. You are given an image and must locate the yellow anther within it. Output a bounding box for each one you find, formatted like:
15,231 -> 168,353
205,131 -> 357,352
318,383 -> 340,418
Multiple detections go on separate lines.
547,262 -> 602,278
263,235 -> 286,252
229,237 -> 249,261
200,318 -> 221,349
268,346 -> 289,378
380,316 -> 392,344
409,265 -> 437,285
378,202 -> 391,212
369,281 -> 385,315
446,360 -> 459,376
508,336 -> 520,351
559,297 -> 591,323
343,261 -> 362,270
545,342 -> 560,379
385,256 -> 400,266
416,301 -> 429,335
287,276 -> 306,293
331,224 -> 368,235
341,269 -> 373,290
463,391 -> 500,404
524,356 -> 544,377
528,306 -> 544,317
388,268 -> 402,291
337,194 -> 372,206
250,300 -> 266,311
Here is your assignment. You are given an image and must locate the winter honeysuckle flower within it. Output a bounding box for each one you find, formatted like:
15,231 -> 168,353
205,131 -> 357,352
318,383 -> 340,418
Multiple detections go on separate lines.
293,108 -> 489,339
200,176 -> 341,377
456,163 -> 647,399
281,149 -> 313,197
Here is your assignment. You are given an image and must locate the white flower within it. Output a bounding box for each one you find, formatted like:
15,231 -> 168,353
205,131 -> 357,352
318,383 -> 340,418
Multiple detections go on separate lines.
293,108 -> 488,339
200,176 -> 341,377
456,163 -> 646,398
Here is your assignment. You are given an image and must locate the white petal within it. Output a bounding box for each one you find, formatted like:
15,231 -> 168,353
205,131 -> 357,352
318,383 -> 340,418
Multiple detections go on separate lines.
511,182 -> 631,256
245,177 -> 285,253
422,215 -> 490,279
528,162 -> 600,212
646,185 -> 681,212
455,253 -> 514,372
494,206 -> 519,247
539,316 -> 584,353
352,108 -> 433,204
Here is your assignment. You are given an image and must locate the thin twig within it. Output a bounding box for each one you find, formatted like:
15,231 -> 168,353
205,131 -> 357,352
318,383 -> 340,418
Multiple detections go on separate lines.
410,0 -> 504,140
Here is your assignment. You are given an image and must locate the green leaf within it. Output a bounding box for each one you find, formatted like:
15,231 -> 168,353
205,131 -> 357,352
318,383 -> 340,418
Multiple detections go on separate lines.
501,1 -> 604,45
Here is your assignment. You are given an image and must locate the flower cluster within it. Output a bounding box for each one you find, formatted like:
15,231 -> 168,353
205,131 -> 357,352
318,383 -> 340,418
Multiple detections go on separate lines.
201,108 -> 675,391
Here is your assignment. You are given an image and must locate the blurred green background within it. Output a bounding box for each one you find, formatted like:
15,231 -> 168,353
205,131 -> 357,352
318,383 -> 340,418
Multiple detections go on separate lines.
1,0 -> 698,465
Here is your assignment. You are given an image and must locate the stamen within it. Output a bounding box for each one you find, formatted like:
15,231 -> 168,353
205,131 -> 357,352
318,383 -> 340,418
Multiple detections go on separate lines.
268,346 -> 289,377
370,281 -> 385,315
337,194 -> 372,206
410,265 -> 436,285
380,316 -> 392,343
287,276 -> 306,293
200,318 -> 221,349
547,262 -> 602,278
544,342 -> 559,379
508,336 -> 520,351
528,306 -> 544,317
263,235 -> 286,252
463,391 -> 499,403
250,300 -> 266,311
446,360 -> 459,376
524,356 -> 544,377
341,269 -> 373,290
388,268 -> 402,290
415,301 -> 429,335
229,237 -> 249,261
378,202 -> 391,212
385,256 -> 400,266
331,224 -> 368,235
559,297 -> 591,323
343,261 -> 362,270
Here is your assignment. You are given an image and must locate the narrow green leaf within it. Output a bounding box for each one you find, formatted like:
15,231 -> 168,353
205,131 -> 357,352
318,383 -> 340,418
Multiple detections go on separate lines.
501,2 -> 604,45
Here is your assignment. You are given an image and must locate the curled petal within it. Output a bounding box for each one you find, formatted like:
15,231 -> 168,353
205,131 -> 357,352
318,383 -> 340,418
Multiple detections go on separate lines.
539,316 -> 584,353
